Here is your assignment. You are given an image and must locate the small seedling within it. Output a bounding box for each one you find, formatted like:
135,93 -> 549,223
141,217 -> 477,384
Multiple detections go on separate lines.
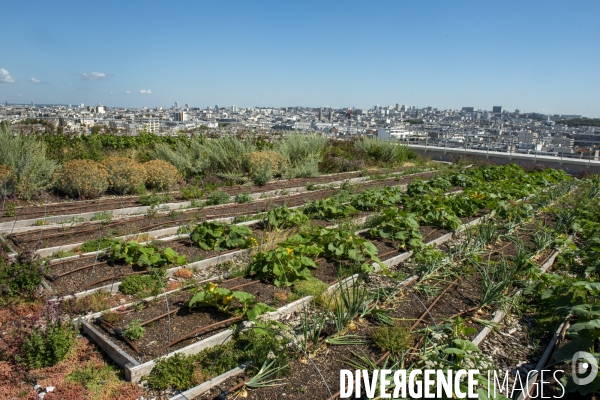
122,319 -> 145,340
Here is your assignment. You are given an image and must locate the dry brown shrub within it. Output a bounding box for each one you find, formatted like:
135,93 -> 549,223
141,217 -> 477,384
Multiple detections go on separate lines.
174,268 -> 193,279
56,160 -> 108,199
248,151 -> 286,176
102,157 -> 146,195
143,160 -> 181,191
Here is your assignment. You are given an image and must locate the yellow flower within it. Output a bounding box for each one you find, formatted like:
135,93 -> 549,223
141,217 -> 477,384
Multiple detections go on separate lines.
207,282 -> 218,292
286,247 -> 293,254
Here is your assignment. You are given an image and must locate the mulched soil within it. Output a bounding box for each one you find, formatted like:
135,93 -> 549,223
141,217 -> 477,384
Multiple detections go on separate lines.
93,279 -> 292,363
8,173 -> 436,251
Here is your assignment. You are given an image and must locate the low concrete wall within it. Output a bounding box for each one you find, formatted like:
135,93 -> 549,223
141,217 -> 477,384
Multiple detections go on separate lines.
409,144 -> 600,175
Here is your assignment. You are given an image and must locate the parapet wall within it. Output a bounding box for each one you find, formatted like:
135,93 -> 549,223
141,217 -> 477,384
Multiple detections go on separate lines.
408,144 -> 600,175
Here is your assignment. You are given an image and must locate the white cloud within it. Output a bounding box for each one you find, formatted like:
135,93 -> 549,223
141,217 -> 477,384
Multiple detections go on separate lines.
109,92 -> 113,95
140,89 -> 152,95
124,90 -> 131,95
0,68 -> 14,83
29,77 -> 48,84
17,93 -> 22,96
81,72 -> 107,81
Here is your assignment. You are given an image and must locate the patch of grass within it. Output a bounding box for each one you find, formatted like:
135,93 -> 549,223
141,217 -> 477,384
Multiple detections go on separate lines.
79,237 -> 118,253
119,273 -> 165,297
235,193 -> 253,203
204,190 -> 230,206
371,325 -> 412,356
51,250 -> 77,260
67,360 -> 134,400
292,277 -> 328,301
306,183 -> 324,191
146,353 -> 200,390
180,186 -> 204,200
60,291 -> 112,314
139,193 -> 174,207
101,311 -> 123,325
233,212 -> 266,224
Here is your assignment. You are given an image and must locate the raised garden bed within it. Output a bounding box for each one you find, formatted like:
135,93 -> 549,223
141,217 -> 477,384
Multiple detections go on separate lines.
6,173 -> 435,253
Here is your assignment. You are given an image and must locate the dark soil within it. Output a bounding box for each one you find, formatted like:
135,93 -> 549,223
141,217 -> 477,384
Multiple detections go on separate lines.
93,279 -> 293,363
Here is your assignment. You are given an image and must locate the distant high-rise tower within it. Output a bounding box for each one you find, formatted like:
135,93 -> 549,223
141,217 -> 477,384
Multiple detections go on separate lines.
328,108 -> 333,121
318,108 -> 323,120
492,106 -> 502,114
174,101 -> 179,109
30,101 -> 34,107
174,112 -> 187,122
232,105 -> 237,112
395,103 -> 401,112
215,105 -> 220,112
185,103 -> 189,109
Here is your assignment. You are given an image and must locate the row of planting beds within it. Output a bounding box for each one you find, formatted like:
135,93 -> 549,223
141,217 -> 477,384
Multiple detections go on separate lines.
190,172 -> 579,400
4,160 -> 596,400
42,166 -> 483,300
5,169 -> 439,253
68,165 -> 573,396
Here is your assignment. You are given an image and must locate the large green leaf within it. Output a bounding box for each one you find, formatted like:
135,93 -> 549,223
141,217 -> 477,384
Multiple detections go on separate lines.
247,303 -> 276,321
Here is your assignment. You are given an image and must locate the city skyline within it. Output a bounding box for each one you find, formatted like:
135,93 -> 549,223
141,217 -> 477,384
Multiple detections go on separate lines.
1,0 -> 599,116
0,101 -> 591,118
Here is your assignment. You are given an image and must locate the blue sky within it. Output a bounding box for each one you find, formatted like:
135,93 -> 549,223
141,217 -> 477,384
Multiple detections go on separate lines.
1,0 -> 599,116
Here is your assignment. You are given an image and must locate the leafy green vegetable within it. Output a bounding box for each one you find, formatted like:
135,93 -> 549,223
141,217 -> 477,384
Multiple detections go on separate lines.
303,198 -> 357,220
263,206 -> 308,229
109,241 -> 187,269
368,209 -> 423,250
248,235 -> 322,287
190,221 -> 255,251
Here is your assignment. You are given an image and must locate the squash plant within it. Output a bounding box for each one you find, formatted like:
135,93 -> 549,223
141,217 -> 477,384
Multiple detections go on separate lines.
303,198 -> 357,221
443,194 -> 480,218
351,187 -> 404,211
311,227 -> 382,273
263,206 -> 308,229
405,196 -> 462,231
248,234 -> 322,287
188,282 -> 275,320
190,221 -> 255,251
109,241 -> 187,269
406,176 -> 451,196
369,209 -> 424,250
449,173 -> 477,188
